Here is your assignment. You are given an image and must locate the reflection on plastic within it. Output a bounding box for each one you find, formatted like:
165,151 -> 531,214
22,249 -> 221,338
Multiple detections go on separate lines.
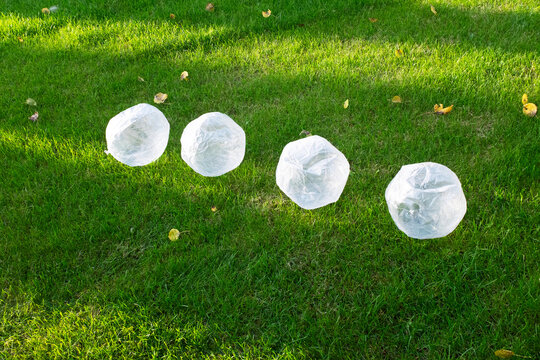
385,162 -> 467,239
181,112 -> 246,177
276,135 -> 350,210
106,103 -> 170,167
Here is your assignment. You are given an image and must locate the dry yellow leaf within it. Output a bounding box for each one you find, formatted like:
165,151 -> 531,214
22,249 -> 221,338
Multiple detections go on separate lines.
392,96 -> 402,103
154,92 -> 168,104
395,49 -> 403,57
17,36 -> 23,42
180,71 -> 189,81
211,206 -> 218,212
494,350 -> 515,359
42,8 -> 50,14
523,103 -> 537,117
262,9 -> 271,18
343,99 -> 349,109
434,104 -> 453,115
137,76 -> 145,82
206,3 -> 215,12
522,93 -> 528,105
26,98 -> 37,106
369,18 -> 378,23
170,13 -> 176,19
168,228 -> 180,241
430,5 -> 437,15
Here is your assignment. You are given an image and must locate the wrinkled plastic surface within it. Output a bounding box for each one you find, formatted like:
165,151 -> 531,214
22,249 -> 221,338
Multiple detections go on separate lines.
181,112 -> 246,177
276,135 -> 350,210
106,103 -> 170,167
385,162 -> 467,239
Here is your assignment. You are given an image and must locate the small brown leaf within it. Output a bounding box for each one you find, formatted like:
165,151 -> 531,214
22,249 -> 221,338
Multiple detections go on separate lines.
395,49 -> 403,57
180,71 -> 189,81
29,112 -> 39,122
17,36 -> 23,42
26,98 -> 37,106
494,349 -> 515,359
170,13 -> 176,19
343,99 -> 349,109
523,103 -> 537,117
521,93 -> 528,105
430,5 -> 437,15
392,96 -> 402,103
41,8 -> 50,14
206,3 -> 215,12
262,9 -> 271,18
168,228 -> 180,241
369,18 -> 378,23
154,93 -> 168,104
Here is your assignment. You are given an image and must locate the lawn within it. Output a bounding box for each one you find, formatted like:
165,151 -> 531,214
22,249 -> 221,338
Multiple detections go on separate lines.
0,0 -> 539,359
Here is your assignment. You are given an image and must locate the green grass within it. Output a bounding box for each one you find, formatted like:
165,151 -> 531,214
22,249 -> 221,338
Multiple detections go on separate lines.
0,0 -> 539,358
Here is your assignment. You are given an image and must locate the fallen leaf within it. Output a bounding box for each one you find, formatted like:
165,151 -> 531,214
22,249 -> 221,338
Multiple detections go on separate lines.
395,49 -> 403,57
211,206 -> 218,212
369,18 -> 378,23
297,23 -> 305,27
522,93 -> 528,105
137,76 -> 145,82
343,99 -> 349,109
523,103 -> 537,117
262,9 -> 271,18
206,3 -> 215,12
49,5 -> 59,13
42,8 -> 50,14
26,98 -> 37,106
154,93 -> 168,104
29,112 -> 39,122
180,71 -> 189,81
434,104 -> 453,115
168,228 -> 180,241
17,36 -> 23,42
170,13 -> 176,19
430,5 -> 437,15
392,96 -> 402,103
299,130 -> 312,137
494,350 -> 515,359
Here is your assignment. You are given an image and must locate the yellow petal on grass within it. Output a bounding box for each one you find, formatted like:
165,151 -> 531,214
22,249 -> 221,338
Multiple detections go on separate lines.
494,350 -> 515,359
369,18 -> 378,23
395,49 -> 403,57
206,3 -> 215,12
343,99 -> 349,109
211,206 -> 218,212
434,104 -> 453,115
392,96 -> 402,103
262,9 -> 271,18
522,93 -> 528,105
430,5 -> 437,15
154,93 -> 168,104
42,8 -> 50,14
180,71 -> 189,81
523,103 -> 537,117
168,228 -> 180,241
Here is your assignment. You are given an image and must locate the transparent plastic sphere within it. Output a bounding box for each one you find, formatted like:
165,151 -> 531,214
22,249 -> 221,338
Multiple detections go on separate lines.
106,103 -> 170,167
385,162 -> 467,239
276,135 -> 350,210
180,112 -> 246,177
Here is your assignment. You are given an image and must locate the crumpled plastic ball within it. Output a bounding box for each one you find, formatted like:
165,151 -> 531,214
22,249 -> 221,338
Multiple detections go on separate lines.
385,162 -> 467,239
276,135 -> 350,210
106,103 -> 170,167
181,112 -> 246,177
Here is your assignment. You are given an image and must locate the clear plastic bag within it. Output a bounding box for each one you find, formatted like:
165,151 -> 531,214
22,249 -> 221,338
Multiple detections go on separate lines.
181,112 -> 246,177
106,103 -> 170,167
276,135 -> 350,210
385,162 -> 467,239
